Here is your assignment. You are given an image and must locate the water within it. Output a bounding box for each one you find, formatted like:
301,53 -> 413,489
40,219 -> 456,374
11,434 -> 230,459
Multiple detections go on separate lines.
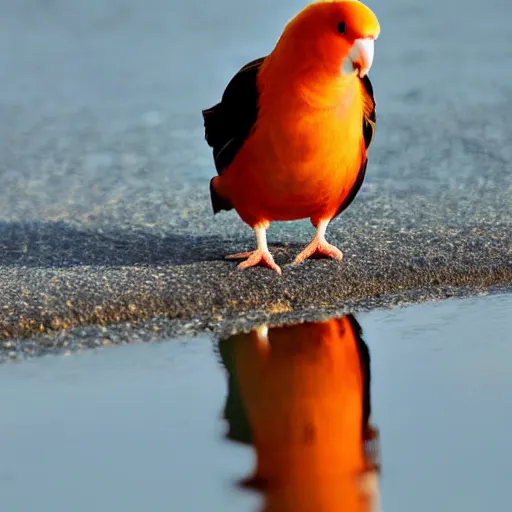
1,293 -> 511,511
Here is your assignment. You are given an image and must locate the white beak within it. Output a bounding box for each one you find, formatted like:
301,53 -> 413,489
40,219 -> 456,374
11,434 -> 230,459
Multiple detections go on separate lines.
342,38 -> 375,77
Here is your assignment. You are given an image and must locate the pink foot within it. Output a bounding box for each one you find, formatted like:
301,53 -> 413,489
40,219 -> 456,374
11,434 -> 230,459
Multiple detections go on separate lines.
225,249 -> 282,274
293,238 -> 343,264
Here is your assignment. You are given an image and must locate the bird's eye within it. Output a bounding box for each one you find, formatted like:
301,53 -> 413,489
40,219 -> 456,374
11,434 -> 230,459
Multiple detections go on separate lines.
337,21 -> 346,34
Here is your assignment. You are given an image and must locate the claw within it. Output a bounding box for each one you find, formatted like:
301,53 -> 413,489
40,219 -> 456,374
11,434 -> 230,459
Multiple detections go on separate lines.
293,219 -> 343,264
225,251 -> 254,260
225,223 -> 281,274
237,249 -> 281,274
294,239 -> 343,264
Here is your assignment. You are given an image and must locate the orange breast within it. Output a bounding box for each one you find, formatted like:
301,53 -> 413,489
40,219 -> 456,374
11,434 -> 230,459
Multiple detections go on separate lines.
223,77 -> 366,226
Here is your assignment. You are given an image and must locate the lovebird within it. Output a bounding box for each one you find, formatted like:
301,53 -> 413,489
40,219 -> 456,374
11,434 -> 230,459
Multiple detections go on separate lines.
203,0 -> 380,274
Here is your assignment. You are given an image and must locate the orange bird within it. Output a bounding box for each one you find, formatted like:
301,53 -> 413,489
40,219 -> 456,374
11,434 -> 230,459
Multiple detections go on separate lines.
218,315 -> 381,512
202,0 -> 380,274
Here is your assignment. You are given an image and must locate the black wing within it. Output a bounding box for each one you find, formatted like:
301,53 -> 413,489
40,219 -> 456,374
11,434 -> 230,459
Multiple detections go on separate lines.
334,74 -> 376,218
360,74 -> 376,150
202,57 -> 265,175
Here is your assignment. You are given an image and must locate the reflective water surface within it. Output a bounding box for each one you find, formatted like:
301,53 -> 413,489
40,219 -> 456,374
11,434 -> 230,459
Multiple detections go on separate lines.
1,293 -> 512,512
219,316 -> 380,512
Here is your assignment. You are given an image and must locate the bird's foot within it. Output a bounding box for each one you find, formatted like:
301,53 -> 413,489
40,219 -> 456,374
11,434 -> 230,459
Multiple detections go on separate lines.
225,249 -> 282,274
224,251 -> 254,260
293,237 -> 343,264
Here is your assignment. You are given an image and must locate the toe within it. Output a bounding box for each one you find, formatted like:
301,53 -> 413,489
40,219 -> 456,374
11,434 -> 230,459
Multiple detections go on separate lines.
237,250 -> 282,274
225,251 -> 254,260
293,241 -> 318,264
294,239 -> 343,264
293,249 -> 313,265
262,253 -> 282,275
238,255 -> 259,270
319,242 -> 343,260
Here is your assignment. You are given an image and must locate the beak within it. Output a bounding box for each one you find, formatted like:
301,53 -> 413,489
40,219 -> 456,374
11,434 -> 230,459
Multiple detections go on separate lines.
348,38 -> 375,77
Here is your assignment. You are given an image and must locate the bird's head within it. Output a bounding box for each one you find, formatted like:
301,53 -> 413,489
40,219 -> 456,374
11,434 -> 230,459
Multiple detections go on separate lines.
277,0 -> 380,79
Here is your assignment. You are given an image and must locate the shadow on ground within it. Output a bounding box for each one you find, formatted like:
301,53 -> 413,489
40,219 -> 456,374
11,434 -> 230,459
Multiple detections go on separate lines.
0,220 -> 230,267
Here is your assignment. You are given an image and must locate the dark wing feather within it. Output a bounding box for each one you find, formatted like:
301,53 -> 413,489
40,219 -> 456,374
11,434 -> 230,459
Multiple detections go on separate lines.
202,57 -> 265,175
334,74 -> 376,218
346,314 -> 372,435
334,159 -> 368,218
360,74 -> 376,150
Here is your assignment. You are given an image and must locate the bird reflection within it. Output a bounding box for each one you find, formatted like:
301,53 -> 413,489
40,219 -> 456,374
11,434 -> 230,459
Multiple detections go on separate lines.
217,315 -> 381,512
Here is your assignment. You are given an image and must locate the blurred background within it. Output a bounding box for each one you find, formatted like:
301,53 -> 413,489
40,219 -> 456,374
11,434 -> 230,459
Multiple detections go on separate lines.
0,0 -> 510,228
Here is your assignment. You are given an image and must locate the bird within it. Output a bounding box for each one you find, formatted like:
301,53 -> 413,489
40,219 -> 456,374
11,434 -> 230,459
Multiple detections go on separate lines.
202,0 -> 380,274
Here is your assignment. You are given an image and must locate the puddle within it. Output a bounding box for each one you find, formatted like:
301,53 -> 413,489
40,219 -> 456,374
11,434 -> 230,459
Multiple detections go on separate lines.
0,293 -> 511,512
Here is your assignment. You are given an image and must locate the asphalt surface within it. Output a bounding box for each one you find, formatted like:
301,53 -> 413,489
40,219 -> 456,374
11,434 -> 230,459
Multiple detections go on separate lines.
1,0 -> 511,359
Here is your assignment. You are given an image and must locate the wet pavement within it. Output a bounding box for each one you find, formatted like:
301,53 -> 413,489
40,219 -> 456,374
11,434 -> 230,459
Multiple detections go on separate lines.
1,293 -> 511,511
0,0 -> 511,347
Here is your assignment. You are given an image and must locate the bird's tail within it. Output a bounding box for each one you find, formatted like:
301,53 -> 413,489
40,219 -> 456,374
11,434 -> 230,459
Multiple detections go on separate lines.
202,104 -> 223,149
210,176 -> 233,214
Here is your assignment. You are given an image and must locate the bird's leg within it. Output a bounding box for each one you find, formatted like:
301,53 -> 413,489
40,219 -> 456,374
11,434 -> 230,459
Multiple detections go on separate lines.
293,219 -> 343,264
225,223 -> 281,274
